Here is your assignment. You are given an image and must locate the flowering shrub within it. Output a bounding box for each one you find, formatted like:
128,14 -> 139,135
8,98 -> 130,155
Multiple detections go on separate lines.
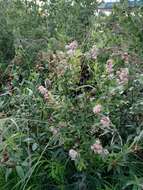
1,1 -> 143,190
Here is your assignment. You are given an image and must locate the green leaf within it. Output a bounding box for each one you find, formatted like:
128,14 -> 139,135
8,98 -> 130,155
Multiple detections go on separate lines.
32,143 -> 38,151
5,168 -> 12,182
16,166 -> 25,179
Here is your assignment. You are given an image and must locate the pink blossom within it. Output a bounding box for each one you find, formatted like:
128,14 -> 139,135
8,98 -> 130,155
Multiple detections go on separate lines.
93,104 -> 102,114
67,49 -> 75,56
44,93 -> 49,100
38,85 -> 48,95
89,45 -> 98,59
91,140 -> 109,156
91,140 -> 103,154
65,41 -> 78,57
100,116 -> 110,127
69,149 -> 78,160
38,85 -> 49,100
106,59 -> 113,73
65,40 -> 78,51
116,68 -> 129,85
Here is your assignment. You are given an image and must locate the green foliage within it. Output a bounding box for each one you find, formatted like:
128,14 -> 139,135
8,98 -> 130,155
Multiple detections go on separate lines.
47,0 -> 98,41
0,5 -> 15,62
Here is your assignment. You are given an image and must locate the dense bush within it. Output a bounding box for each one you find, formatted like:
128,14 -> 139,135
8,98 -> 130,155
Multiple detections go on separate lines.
0,10 -> 15,63
0,1 -> 143,190
0,4 -> 15,93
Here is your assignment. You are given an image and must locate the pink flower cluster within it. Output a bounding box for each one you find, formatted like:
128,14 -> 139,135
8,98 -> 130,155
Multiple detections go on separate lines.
89,46 -> 98,60
106,59 -> 114,74
91,139 -> 103,154
116,68 -> 129,85
100,116 -> 110,127
38,85 -> 48,100
93,104 -> 111,127
91,139 -> 109,156
86,45 -> 98,60
65,40 -> 78,56
93,104 -> 102,114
